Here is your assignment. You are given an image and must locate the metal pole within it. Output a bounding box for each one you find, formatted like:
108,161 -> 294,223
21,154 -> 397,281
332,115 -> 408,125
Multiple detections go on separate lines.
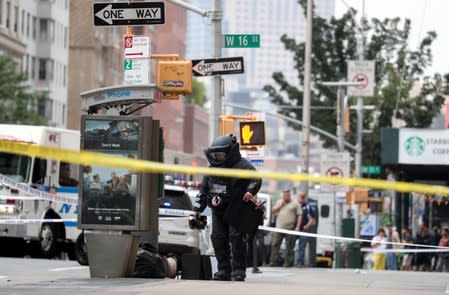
209,0 -> 223,142
354,4 -> 365,178
337,87 -> 345,152
300,0 -> 313,192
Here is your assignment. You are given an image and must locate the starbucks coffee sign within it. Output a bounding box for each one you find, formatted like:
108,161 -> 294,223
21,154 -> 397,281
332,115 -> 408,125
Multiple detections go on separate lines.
399,129 -> 449,165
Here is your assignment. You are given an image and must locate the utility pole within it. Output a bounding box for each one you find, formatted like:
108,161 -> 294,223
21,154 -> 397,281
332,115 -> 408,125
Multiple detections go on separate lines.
165,0 -> 222,143
300,0 -> 313,193
210,0 -> 223,142
354,1 -> 365,178
337,87 -> 345,152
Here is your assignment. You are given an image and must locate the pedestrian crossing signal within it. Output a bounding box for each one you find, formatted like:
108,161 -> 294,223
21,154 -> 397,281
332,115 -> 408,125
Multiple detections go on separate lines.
239,121 -> 265,146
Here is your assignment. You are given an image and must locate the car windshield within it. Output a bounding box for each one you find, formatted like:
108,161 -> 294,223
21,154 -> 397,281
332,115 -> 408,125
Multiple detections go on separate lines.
160,189 -> 193,211
0,152 -> 31,182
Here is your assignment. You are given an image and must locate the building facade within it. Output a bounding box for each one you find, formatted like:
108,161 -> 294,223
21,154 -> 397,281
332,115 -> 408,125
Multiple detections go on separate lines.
0,0 -> 69,127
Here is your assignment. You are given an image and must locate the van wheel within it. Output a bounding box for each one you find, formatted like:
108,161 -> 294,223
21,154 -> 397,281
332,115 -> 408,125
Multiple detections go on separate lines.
39,223 -> 60,258
75,232 -> 89,266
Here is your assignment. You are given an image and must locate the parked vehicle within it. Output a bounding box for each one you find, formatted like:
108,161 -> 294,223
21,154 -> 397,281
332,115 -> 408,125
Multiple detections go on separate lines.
0,124 -> 202,264
158,185 -> 201,258
0,125 -> 82,260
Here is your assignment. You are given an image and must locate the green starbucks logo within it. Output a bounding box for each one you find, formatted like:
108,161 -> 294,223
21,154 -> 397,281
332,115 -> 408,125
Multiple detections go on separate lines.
405,136 -> 425,156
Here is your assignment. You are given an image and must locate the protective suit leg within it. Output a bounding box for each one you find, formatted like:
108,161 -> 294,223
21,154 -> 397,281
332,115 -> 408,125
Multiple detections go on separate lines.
211,211 -> 231,280
230,225 -> 247,281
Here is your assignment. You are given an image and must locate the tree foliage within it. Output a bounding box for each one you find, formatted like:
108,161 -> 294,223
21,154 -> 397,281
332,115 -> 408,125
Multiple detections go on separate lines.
264,2 -> 446,166
0,54 -> 48,125
185,78 -> 206,107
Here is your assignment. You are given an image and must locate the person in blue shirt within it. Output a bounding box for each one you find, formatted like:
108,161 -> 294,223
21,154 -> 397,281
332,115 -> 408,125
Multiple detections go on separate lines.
295,191 -> 316,267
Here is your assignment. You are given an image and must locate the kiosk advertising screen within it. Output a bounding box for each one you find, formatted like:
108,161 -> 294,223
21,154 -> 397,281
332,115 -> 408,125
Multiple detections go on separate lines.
80,117 -> 141,228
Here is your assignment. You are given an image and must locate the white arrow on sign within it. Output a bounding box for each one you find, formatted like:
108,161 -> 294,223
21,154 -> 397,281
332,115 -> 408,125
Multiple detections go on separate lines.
95,4 -> 162,25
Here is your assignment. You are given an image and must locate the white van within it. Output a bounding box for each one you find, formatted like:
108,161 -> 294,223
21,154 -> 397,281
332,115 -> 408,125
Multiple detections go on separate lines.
0,124 -> 82,260
0,124 -> 201,264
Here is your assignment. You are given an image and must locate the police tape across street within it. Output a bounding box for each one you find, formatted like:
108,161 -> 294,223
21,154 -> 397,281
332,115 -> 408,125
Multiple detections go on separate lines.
1,140 -> 449,196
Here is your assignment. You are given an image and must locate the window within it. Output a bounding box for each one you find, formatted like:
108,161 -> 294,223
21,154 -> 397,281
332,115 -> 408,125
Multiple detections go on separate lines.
64,26 -> 67,48
39,18 -> 48,40
21,9 -> 24,34
26,12 -> 30,37
37,94 -> 47,117
24,54 -> 28,77
32,157 -> 47,184
59,161 -> 79,187
32,16 -> 36,39
159,188 -> 193,211
38,58 -> 46,80
31,56 -> 35,79
63,64 -> 66,86
6,1 -> 10,28
13,5 -> 17,32
0,152 -> 31,182
38,58 -> 54,81
320,205 -> 330,218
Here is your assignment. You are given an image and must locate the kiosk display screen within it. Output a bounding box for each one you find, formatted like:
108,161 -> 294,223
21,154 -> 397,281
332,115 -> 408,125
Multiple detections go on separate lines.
80,117 -> 141,227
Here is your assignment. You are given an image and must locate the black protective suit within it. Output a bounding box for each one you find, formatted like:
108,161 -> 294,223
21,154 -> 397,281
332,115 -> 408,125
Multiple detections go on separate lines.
193,135 -> 261,281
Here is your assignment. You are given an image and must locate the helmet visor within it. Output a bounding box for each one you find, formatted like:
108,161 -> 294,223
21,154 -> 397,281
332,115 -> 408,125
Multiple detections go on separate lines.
209,151 -> 227,162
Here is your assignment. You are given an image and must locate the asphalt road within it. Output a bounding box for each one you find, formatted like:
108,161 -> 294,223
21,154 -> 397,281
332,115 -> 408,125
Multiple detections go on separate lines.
1,258 -> 448,295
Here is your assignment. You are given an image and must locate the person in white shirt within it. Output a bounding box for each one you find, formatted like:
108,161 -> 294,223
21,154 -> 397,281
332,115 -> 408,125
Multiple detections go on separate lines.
371,228 -> 387,270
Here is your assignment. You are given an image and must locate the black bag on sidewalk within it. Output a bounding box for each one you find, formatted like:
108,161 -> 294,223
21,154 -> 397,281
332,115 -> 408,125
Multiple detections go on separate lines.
132,242 -> 170,278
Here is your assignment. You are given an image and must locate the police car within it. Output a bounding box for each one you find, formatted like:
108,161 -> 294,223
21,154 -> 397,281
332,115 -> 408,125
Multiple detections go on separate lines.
158,185 -> 201,258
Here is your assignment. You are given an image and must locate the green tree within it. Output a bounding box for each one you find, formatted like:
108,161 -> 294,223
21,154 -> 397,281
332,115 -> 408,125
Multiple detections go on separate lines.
0,54 -> 48,125
264,2 -> 445,166
184,78 -> 206,107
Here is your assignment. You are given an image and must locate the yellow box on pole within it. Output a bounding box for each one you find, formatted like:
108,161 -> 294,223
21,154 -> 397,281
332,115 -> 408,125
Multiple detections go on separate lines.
343,108 -> 350,133
157,60 -> 192,97
220,116 -> 235,135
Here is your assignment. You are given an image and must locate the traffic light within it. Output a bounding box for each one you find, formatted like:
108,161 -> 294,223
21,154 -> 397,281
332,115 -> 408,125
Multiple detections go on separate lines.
157,60 -> 192,98
220,116 -> 235,136
239,121 -> 266,146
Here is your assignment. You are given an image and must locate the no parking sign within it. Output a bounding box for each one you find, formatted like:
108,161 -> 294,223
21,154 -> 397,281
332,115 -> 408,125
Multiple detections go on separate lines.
320,151 -> 350,192
347,60 -> 375,97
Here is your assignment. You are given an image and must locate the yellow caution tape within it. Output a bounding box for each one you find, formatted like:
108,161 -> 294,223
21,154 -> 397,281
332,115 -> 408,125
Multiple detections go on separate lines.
1,140 -> 448,196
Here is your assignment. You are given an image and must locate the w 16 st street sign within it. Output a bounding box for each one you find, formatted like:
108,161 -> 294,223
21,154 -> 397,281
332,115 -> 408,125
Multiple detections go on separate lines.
224,34 -> 260,48
93,2 -> 165,26
192,57 -> 244,76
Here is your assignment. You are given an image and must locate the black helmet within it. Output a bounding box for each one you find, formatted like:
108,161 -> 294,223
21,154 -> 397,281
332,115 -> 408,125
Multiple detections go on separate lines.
204,134 -> 240,167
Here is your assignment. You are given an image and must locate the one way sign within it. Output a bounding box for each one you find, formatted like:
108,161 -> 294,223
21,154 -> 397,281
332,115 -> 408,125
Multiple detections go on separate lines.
191,57 -> 244,76
93,2 -> 165,26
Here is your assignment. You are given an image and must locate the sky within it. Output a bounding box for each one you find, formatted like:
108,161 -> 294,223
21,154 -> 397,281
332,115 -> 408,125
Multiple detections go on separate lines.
335,0 -> 449,76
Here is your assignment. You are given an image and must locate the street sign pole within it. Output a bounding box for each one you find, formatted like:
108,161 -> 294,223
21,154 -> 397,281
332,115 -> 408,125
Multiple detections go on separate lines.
210,0 -> 223,143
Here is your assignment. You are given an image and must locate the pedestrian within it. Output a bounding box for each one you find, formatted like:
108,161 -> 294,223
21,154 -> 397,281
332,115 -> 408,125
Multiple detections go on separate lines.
295,191 -> 316,268
192,134 -> 262,282
401,228 -> 414,271
431,226 -> 441,270
371,228 -> 387,270
385,223 -> 400,270
413,224 -> 432,272
269,190 -> 302,267
436,227 -> 449,272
